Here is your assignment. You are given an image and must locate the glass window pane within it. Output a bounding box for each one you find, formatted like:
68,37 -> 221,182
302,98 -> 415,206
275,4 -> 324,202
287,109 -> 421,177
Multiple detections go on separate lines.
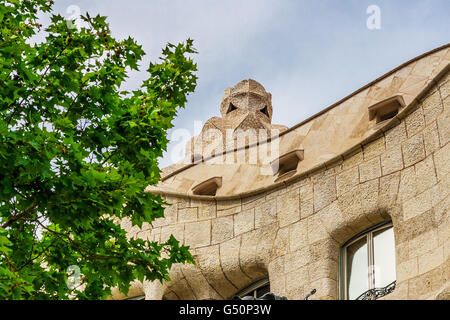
346,236 -> 368,299
373,226 -> 396,288
256,284 -> 270,298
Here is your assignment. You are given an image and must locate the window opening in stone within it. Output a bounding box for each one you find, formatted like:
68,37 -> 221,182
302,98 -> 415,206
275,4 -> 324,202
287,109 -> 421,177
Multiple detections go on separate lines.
191,176 -> 222,196
233,278 -> 270,299
271,149 -> 304,182
227,102 -> 238,114
368,95 -> 405,124
378,109 -> 398,123
340,221 -> 396,300
260,105 -> 269,117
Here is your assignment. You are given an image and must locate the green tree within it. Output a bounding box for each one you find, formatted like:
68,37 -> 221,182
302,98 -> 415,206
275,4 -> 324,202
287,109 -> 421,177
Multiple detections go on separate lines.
0,0 -> 197,299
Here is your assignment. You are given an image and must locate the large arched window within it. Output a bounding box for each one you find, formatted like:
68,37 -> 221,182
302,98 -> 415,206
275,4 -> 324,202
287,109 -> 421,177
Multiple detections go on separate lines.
340,222 -> 396,300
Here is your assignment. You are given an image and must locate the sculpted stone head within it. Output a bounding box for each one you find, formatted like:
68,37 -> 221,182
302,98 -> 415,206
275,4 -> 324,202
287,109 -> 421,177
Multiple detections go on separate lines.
220,79 -> 273,128
186,79 -> 287,158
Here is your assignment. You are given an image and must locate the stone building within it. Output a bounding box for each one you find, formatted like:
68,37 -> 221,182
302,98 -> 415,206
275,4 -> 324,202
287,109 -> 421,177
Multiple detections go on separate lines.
112,44 -> 450,300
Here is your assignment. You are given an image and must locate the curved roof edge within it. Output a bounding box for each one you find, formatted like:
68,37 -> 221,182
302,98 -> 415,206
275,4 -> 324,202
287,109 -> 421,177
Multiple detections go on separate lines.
279,42 -> 450,136
149,59 -> 450,201
160,43 -> 450,182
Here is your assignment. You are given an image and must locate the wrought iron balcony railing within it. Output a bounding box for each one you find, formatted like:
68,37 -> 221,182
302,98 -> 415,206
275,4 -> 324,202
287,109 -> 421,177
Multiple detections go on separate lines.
356,281 -> 396,300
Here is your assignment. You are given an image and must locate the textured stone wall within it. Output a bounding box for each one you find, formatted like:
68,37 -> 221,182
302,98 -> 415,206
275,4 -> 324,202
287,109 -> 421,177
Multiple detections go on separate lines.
156,46 -> 450,197
119,69 -> 449,300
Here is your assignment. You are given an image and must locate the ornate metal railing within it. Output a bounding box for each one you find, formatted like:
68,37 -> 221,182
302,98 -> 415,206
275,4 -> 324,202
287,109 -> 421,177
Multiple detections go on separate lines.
231,292 -> 287,300
356,281 -> 396,300
231,288 -> 317,300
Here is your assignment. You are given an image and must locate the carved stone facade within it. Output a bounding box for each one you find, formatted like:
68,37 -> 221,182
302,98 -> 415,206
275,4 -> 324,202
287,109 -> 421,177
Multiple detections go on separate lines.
111,44 -> 450,300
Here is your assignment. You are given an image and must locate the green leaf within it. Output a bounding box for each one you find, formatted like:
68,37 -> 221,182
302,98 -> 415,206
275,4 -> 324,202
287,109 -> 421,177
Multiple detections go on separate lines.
0,0 -> 197,300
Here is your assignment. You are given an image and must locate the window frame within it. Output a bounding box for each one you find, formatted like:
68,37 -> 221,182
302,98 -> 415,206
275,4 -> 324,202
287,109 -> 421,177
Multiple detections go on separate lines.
124,294 -> 145,300
339,221 -> 395,300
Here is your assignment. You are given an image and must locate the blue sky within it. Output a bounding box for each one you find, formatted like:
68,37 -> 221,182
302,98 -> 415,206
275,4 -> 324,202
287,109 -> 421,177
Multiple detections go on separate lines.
45,0 -> 449,168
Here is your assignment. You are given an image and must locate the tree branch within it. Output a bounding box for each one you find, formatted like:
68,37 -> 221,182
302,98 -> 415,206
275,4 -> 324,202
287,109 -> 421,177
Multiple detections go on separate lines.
1,202 -> 37,229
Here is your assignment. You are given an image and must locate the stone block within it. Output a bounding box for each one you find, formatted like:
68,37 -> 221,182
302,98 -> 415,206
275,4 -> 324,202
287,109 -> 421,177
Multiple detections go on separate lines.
290,219 -> 308,252
268,256 -> 285,276
408,267 -> 446,299
162,204 -> 178,225
160,224 -> 184,244
254,199 -> 277,228
414,156 -> 437,194
444,95 -> 450,110
265,185 -> 286,201
359,157 -> 381,182
181,264 -> 222,300
402,189 -> 433,221
405,107 -> 425,137
234,209 -> 254,236
409,230 -> 439,258
241,193 -> 265,211
195,245 -> 237,298
255,224 -> 278,263
336,167 -> 359,196
169,278 -> 196,299
217,205 -> 241,217
342,150 -> 363,170
422,90 -> 443,125
395,207 -> 436,244
437,106 -> 450,146
363,137 -> 385,160
220,237 -> 251,288
271,227 -> 290,259
308,259 -> 338,282
379,172 -> 400,209
198,205 -> 216,220
178,207 -> 198,223
300,199 -> 314,219
398,166 -> 418,202
402,134 -> 425,167
310,168 -> 335,184
269,275 -> 286,297
299,183 -> 313,201
418,247 -> 444,275
316,201 -> 353,243
277,190 -> 300,227
338,179 -> 380,230
284,247 -> 312,274
285,266 -> 308,299
313,176 -> 336,212
385,121 -> 407,150
307,214 -> 329,244
395,240 -> 410,262
433,141 -> 450,181
241,225 -> 277,279
211,216 -> 233,244
397,258 -> 418,282
309,278 -> 337,300
381,145 -> 404,176
440,78 -> 450,100
423,121 -> 441,156
217,199 -> 241,215
185,220 -> 211,248
310,238 -> 339,262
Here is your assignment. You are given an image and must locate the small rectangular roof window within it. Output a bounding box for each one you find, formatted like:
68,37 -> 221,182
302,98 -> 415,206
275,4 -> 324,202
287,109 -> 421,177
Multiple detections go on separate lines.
368,95 -> 405,124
